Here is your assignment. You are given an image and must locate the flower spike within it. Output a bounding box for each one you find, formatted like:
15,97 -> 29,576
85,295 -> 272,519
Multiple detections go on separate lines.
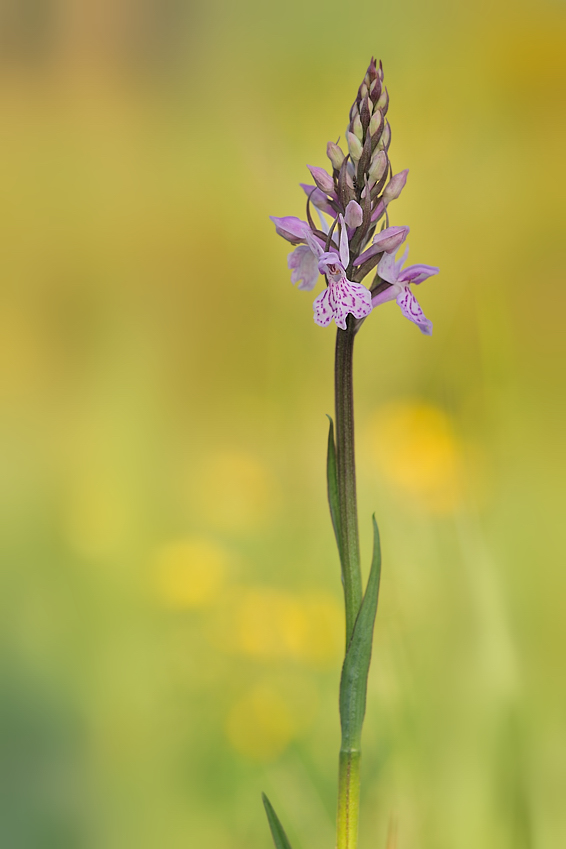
270,58 -> 438,334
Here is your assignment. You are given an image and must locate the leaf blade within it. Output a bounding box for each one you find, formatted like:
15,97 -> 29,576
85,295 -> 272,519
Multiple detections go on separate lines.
326,415 -> 342,559
339,515 -> 382,750
262,793 -> 294,849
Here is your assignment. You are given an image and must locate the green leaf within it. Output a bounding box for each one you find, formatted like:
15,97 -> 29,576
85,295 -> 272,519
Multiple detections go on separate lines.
326,415 -> 342,558
339,515 -> 382,750
262,793 -> 294,849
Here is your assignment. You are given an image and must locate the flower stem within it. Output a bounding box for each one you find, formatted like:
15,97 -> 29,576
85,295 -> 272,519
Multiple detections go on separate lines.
337,749 -> 361,849
334,323 -> 363,646
335,320 -> 363,849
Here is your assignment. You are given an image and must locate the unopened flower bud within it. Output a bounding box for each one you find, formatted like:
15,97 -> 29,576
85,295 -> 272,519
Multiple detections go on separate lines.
368,149 -> 387,184
326,141 -> 345,171
382,169 -> 408,204
370,76 -> 381,103
360,83 -> 368,99
352,114 -> 363,142
360,97 -> 371,131
377,122 -> 391,151
307,165 -> 334,195
369,108 -> 382,137
375,87 -> 389,113
372,225 -> 410,253
367,57 -> 378,82
347,131 -> 363,162
353,225 -> 410,266
344,200 -> 363,228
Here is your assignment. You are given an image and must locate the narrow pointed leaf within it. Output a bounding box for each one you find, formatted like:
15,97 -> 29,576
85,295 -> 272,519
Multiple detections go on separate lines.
262,793 -> 294,849
326,415 -> 342,558
339,515 -> 382,750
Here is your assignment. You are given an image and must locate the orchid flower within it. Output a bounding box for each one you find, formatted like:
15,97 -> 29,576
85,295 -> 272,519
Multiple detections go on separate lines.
310,216 -> 372,330
372,246 -> 439,335
270,215 -> 328,290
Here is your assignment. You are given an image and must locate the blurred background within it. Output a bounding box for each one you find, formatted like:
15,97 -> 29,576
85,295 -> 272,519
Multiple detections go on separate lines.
0,0 -> 565,846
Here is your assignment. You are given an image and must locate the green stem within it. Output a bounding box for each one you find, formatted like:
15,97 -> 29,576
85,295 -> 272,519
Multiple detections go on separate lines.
337,750 -> 361,849
335,320 -> 363,849
334,323 -> 363,646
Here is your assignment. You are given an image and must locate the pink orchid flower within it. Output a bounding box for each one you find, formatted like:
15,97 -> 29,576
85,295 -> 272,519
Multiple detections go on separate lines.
310,217 -> 372,330
373,247 -> 439,335
270,215 -> 328,290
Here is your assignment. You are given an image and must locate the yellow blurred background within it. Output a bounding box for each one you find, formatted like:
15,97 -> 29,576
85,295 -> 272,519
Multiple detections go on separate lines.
0,0 -> 565,846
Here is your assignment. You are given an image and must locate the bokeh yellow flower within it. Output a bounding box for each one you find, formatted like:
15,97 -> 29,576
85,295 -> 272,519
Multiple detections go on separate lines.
153,537 -> 229,609
208,587 -> 342,668
366,400 -> 465,514
225,676 -> 319,762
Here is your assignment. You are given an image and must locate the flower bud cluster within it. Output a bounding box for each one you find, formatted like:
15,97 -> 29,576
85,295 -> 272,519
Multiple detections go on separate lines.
322,59 -> 408,231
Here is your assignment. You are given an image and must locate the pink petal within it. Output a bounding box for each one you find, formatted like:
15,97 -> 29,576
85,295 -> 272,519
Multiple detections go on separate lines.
397,263 -> 439,285
371,286 -> 397,307
396,288 -> 433,335
370,199 -> 385,223
307,165 -> 335,194
270,215 -> 310,245
305,229 -> 324,258
317,251 -> 344,281
376,251 -> 399,284
344,200 -> 363,228
288,245 -> 320,291
338,215 -> 350,268
382,169 -> 409,203
373,225 -> 410,253
300,183 -> 337,217
353,226 -> 410,267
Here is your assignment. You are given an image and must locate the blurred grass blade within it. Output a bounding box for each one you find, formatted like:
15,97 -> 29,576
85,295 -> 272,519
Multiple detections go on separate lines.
326,415 -> 342,558
339,515 -> 382,749
262,793 -> 294,849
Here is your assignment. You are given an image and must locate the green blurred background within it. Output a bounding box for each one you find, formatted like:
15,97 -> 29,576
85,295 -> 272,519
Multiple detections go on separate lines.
1,0 -> 565,846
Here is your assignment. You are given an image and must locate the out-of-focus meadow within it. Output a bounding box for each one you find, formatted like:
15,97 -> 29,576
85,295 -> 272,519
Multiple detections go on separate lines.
1,0 -> 565,846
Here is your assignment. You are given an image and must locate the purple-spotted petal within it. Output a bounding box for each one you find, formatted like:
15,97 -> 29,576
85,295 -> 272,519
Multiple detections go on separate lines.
313,287 -> 334,327
270,215 -> 310,245
313,278 -> 372,329
396,288 -> 433,335
332,279 -> 372,323
397,263 -> 439,285
288,245 -> 320,291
